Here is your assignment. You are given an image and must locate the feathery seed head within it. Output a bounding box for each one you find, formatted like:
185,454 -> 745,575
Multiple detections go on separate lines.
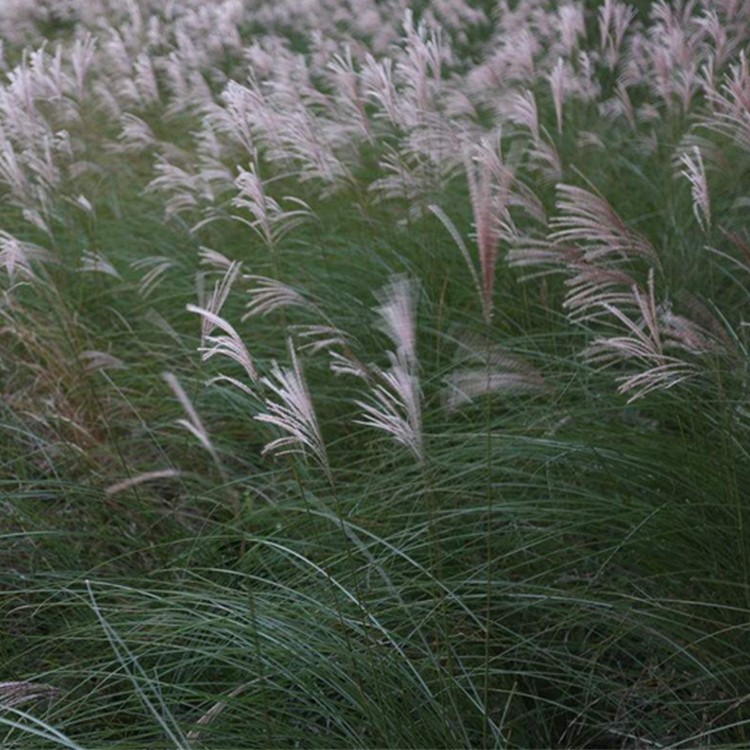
374,275 -> 418,368
255,340 -> 330,478
187,304 -> 257,384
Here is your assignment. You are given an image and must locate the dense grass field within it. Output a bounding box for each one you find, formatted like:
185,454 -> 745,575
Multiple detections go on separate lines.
2,0 -> 750,747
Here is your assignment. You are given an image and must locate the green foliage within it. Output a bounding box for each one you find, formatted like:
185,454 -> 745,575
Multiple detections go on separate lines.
2,1 -> 750,748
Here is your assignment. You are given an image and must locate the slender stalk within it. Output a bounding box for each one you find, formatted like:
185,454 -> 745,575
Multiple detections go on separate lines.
482,332 -> 494,749
420,457 -> 469,748
247,593 -> 275,748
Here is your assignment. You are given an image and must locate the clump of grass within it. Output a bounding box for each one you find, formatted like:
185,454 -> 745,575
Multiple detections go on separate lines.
2,1 -> 750,748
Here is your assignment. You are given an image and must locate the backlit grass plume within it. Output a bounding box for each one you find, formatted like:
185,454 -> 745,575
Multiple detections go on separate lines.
351,277 -> 424,464
255,339 -> 330,479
